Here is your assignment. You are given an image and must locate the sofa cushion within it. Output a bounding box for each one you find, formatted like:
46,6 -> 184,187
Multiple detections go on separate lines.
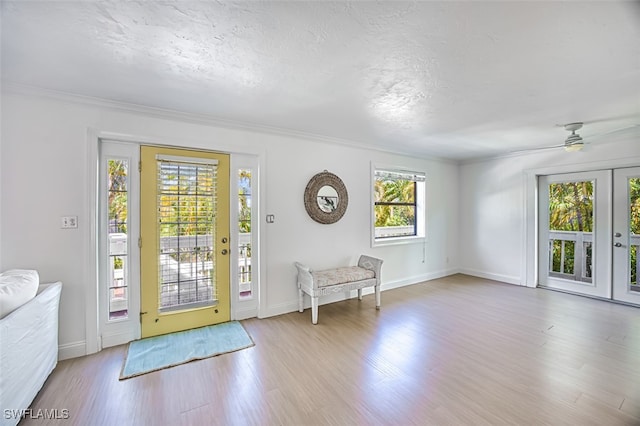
0,269 -> 39,319
312,266 -> 375,288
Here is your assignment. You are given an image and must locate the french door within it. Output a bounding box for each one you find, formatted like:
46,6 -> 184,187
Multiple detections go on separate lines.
538,167 -> 640,305
140,146 -> 231,337
612,167 -> 640,304
539,170 -> 612,298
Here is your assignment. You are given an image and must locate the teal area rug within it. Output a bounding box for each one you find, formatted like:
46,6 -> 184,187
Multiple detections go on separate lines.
120,321 -> 254,380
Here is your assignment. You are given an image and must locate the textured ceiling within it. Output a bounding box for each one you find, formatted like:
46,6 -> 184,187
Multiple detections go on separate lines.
2,1 -> 639,160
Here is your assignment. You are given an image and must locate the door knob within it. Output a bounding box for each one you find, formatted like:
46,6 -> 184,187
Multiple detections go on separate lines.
614,242 -> 622,247
614,232 -> 622,238
221,249 -> 229,255
221,237 -> 228,243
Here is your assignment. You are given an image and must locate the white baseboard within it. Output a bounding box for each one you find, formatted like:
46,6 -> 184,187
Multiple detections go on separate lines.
458,268 -> 523,286
58,340 -> 86,361
381,268 -> 461,291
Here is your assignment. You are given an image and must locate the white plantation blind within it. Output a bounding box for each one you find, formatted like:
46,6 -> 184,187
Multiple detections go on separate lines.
156,156 -> 219,312
375,169 -> 425,182
156,154 -> 219,166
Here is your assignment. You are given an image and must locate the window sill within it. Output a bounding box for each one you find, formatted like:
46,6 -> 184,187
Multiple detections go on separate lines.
372,235 -> 425,248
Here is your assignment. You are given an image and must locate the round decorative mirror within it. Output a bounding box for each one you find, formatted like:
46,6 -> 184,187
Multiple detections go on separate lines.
304,171 -> 348,224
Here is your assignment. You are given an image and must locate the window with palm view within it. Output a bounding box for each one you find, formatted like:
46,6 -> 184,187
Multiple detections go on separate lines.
373,168 -> 425,241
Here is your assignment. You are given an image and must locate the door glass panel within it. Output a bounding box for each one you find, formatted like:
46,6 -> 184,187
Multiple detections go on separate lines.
157,159 -> 217,312
238,169 -> 253,299
629,177 -> 639,292
548,181 -> 594,283
107,159 -> 129,320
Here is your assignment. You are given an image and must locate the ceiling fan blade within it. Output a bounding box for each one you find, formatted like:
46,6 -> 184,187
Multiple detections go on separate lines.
509,144 -> 565,154
555,115 -> 637,127
582,124 -> 639,140
582,115 -> 638,125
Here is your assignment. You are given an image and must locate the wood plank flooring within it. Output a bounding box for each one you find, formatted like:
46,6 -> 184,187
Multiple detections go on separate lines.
20,275 -> 640,425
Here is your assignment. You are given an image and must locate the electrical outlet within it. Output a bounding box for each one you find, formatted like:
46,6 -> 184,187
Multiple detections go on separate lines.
61,216 -> 78,229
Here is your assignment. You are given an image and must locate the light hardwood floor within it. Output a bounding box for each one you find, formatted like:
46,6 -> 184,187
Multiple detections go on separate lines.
21,275 -> 640,425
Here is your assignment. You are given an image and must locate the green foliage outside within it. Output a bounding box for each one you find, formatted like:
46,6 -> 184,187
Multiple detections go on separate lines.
238,170 -> 252,259
549,181 -> 594,232
631,178 -> 640,235
108,160 -> 128,234
238,170 -> 252,234
629,178 -> 640,285
374,179 -> 415,229
548,181 -> 593,277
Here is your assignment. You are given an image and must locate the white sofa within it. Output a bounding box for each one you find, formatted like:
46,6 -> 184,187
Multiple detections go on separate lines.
0,281 -> 62,426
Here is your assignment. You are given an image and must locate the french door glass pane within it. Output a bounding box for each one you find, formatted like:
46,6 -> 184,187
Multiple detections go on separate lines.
238,169 -> 252,299
548,181 -> 594,283
629,177 -> 640,292
157,160 -> 217,311
107,159 -> 129,320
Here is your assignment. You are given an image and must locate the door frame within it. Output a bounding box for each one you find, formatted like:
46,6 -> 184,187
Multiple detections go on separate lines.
524,156 -> 640,291
86,129 -> 266,355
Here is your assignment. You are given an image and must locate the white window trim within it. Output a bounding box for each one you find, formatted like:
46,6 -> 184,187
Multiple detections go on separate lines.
371,162 -> 426,248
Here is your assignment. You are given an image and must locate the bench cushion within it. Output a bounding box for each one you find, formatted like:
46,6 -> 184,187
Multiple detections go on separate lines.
312,266 -> 375,288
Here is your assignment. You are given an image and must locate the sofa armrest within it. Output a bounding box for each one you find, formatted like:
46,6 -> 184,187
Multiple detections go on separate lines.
37,281 -> 62,296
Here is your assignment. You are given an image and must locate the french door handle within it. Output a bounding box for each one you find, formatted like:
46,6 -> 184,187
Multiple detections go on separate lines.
614,242 -> 622,248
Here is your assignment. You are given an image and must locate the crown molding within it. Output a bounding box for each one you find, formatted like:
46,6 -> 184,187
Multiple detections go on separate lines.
2,80 -> 454,164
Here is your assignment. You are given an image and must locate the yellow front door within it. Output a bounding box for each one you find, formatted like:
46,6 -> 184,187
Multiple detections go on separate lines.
140,146 -> 230,338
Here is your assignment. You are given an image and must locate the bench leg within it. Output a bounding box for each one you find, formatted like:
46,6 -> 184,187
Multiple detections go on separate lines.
375,285 -> 381,310
298,288 -> 304,313
357,288 -> 363,301
311,296 -> 319,324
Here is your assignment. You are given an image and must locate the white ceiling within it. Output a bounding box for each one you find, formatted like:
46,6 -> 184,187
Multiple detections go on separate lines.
2,1 -> 639,160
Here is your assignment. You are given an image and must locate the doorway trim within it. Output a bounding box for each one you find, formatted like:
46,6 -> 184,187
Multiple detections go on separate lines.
85,129 -> 266,355
523,156 -> 640,290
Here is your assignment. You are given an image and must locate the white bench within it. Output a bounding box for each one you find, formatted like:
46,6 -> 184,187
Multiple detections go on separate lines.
295,255 -> 383,324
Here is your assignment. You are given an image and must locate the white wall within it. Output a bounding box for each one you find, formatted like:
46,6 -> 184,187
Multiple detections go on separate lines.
459,134 -> 640,285
0,89 -> 459,358
0,89 -> 3,268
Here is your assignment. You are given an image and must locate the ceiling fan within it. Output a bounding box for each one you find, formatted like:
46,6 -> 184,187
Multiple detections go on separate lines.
558,122 -> 585,152
511,121 -> 639,154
